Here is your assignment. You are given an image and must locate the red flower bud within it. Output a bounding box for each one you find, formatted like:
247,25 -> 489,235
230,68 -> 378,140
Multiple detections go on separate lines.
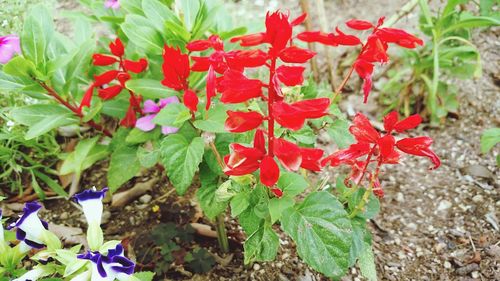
259,156 -> 280,187
123,58 -> 148,73
225,111 -> 264,133
345,19 -> 374,30
92,54 -> 118,66
183,90 -> 198,112
109,38 -> 124,57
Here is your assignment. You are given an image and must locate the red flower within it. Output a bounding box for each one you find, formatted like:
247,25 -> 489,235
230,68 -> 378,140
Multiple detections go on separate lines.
290,13 -> 307,26
274,138 -> 302,171
376,28 -> 423,48
377,134 -> 395,159
94,70 -> 120,86
276,65 -> 305,86
349,113 -> 380,143
271,188 -> 283,197
383,111 -> 423,133
109,38 -> 124,57
273,98 -> 330,131
219,70 -> 263,103
79,84 -> 96,111
260,156 -> 280,187
225,111 -> 264,133
297,31 -> 337,46
321,142 -> 371,166
183,90 -> 198,112
123,59 -> 148,73
345,19 -> 374,30
230,32 -> 267,47
161,46 -> 190,91
206,65 -> 216,110
265,11 -> 293,54
279,46 -> 316,63
98,85 -> 123,100
92,54 -> 118,66
332,27 -> 361,46
120,104 -> 137,128
299,147 -> 324,171
396,137 -> 441,169
224,143 -> 264,176
253,129 -> 266,154
225,50 -> 268,69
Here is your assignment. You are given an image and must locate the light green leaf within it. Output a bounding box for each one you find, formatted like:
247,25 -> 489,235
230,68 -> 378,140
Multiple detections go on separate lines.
153,103 -> 191,127
230,191 -> 250,217
161,135 -> 204,195
269,197 -> 294,223
108,145 -> 141,192
142,0 -> 178,32
133,271 -> 156,281
193,104 -> 227,133
121,15 -> 164,54
3,56 -> 38,78
358,243 -> 377,281
0,72 -> 33,91
137,145 -> 160,168
33,170 -> 68,198
277,172 -> 308,198
26,113 -> 77,139
327,119 -> 354,149
481,128 -> 500,153
126,79 -> 177,99
126,128 -> 160,144
243,224 -> 279,264
21,4 -> 54,66
196,182 -> 228,220
281,191 -> 352,279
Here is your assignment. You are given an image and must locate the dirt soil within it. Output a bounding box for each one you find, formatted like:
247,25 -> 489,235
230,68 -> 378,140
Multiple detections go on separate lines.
1,0 -> 499,280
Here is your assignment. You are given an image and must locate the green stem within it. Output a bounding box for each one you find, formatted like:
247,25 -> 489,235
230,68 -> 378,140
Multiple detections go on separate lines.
215,214 -> 229,254
348,186 -> 372,219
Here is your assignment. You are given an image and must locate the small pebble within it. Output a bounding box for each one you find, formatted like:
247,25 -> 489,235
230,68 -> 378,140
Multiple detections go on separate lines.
253,263 -> 260,271
139,194 -> 152,204
444,261 -> 451,269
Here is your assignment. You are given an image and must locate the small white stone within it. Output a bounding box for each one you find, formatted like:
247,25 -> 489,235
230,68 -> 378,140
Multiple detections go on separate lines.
444,261 -> 451,269
471,271 -> 479,278
253,263 -> 260,271
437,200 -> 452,211
472,195 -> 483,203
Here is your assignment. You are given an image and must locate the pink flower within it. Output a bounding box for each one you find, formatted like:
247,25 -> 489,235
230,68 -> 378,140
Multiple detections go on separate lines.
135,97 -> 180,135
0,35 -> 21,64
104,0 -> 120,10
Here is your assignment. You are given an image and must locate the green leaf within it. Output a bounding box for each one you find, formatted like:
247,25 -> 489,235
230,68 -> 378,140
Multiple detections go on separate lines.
186,248 -> 216,274
126,79 -> 177,100
120,0 -> 144,15
137,145 -> 160,168
0,72 -> 33,91
277,172 -> 308,198
153,103 -> 191,128
230,191 -> 250,217
161,135 -> 204,195
219,26 -> 248,40
26,113 -> 77,139
481,128 -> 500,153
126,128 -> 160,144
2,56 -> 38,78
142,0 -> 178,32
133,271 -> 156,281
243,223 -> 279,264
281,191 -> 352,279
268,197 -> 294,223
108,145 -> 141,192
21,4 -> 54,66
443,15 -> 500,34
193,104 -> 227,133
30,171 -> 45,200
358,243 -> 377,281
121,15 -> 164,54
196,182 -> 228,220
33,170 -> 68,198
60,137 -> 108,176
327,119 -> 354,149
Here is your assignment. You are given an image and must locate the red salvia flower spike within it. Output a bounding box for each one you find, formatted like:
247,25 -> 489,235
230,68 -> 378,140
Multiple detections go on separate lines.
353,59 -> 374,103
290,98 -> 331,118
345,19 -> 374,30
191,56 -> 210,72
376,28 -> 424,48
117,72 -> 131,87
383,111 -> 398,132
219,69 -> 263,104
206,65 -> 216,110
265,11 -> 293,55
123,59 -> 148,73
161,46 -> 190,91
274,138 -> 302,171
393,114 -> 422,133
290,13 -> 307,26
225,111 -> 264,133
299,147 -> 324,172
260,156 -> 280,187
109,38 -> 124,57
278,46 -> 316,63
79,83 -> 96,112
396,137 -> 441,169
230,32 -> 267,47
98,85 -> 123,100
225,50 -> 269,69
276,65 -> 305,86
92,54 -> 118,66
183,90 -> 198,112
271,188 -> 283,198
349,113 -> 380,143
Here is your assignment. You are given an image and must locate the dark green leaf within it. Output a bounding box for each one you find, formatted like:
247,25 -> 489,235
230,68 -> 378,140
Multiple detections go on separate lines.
108,145 -> 141,192
243,224 -> 279,264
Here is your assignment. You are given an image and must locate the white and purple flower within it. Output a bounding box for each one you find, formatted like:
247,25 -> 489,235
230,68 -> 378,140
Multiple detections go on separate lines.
104,0 -> 120,10
0,34 -> 21,64
12,266 -> 50,281
8,202 -> 49,250
135,97 -> 180,135
78,244 -> 135,281
74,187 -> 108,251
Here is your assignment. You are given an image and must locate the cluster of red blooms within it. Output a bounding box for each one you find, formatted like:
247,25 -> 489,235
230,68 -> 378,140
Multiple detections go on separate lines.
297,16 -> 423,102
322,112 -> 440,197
80,38 -> 148,127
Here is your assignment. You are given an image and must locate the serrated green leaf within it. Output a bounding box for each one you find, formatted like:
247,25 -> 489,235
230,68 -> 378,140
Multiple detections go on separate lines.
193,104 -> 227,133
359,243 -> 377,281
269,197 -> 294,223
277,172 -> 308,198
480,128 -> 500,153
230,191 -> 250,217
161,135 -> 204,195
153,103 -> 190,128
281,191 -> 352,279
243,223 -> 279,264
327,119 -> 354,149
196,182 -> 228,220
108,145 -> 141,192
137,145 -> 160,168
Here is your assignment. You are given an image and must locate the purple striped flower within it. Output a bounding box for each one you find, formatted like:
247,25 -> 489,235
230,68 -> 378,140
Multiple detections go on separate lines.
74,187 -> 108,226
78,244 -> 135,280
136,97 -> 180,135
0,34 -> 21,64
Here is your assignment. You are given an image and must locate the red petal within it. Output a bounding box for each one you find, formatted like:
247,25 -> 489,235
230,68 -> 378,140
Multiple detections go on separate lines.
376,28 -> 424,48
279,46 -> 316,63
219,70 -> 263,103
353,59 -> 374,80
225,111 -> 264,133
349,113 -> 380,143
274,138 -> 302,171
92,54 -> 118,66
377,134 -> 395,159
206,66 -> 216,110
186,39 -> 212,52
290,98 -> 330,119
78,84 -> 95,111
260,156 -> 280,187
359,36 -> 389,63
291,13 -> 307,26
345,19 -> 374,30
94,70 -> 119,86
225,50 -> 268,69
117,72 -> 131,87
383,111 -> 398,132
183,89 -> 198,112
120,104 -> 137,128
394,114 -> 422,133
191,56 -> 211,72
276,65 -> 304,86
161,46 -> 190,91
98,85 -> 123,100
271,188 -> 283,197
273,102 -> 307,131
253,129 -> 266,155
332,28 -> 361,46
299,147 -> 324,171
265,11 -> 292,54
109,38 -> 124,57
123,59 -> 148,73
224,143 -> 264,176
321,142 -> 371,166
230,32 -> 266,47
396,137 -> 440,169
296,31 -> 338,46
362,76 -> 372,103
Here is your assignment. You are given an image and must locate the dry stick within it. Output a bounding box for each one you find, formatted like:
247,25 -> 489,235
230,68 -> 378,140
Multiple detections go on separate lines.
299,0 -> 320,82
35,79 -> 113,137
382,0 -> 419,27
315,0 -> 337,91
